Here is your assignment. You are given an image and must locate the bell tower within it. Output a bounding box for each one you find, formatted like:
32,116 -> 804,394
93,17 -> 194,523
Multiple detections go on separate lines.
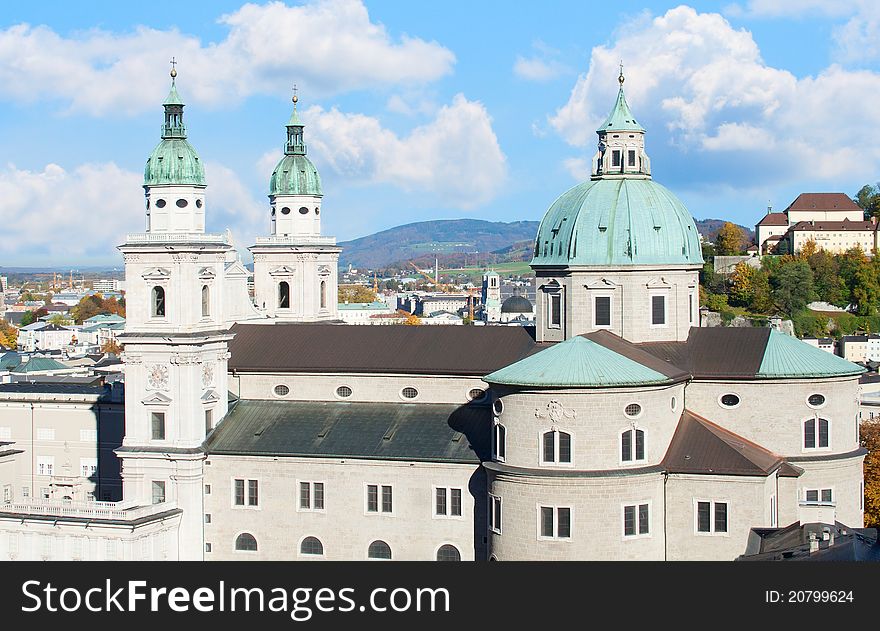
251,87 -> 341,321
117,63 -> 234,560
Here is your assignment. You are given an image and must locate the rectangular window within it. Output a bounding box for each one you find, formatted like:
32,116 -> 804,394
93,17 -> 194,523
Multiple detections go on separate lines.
549,294 -> 561,327
205,409 -> 213,434
36,428 -> 55,441
205,514 -> 211,524
805,488 -> 833,503
688,293 -> 694,325
41,487 -> 50,500
22,487 -> 29,498
612,150 -> 621,167
770,495 -> 777,528
651,295 -> 666,325
540,506 -> 555,537
435,487 -> 463,517
489,494 -> 502,534
0,427 -> 10,440
151,481 -> 166,505
234,479 -> 245,506
206,543 -> 212,553
493,423 -> 506,461
204,484 -> 211,495
623,503 -> 649,537
3,485 -> 10,502
248,480 -> 259,506
80,458 -> 97,478
628,150 -> 636,167
299,481 -> 324,510
696,500 -> 727,534
367,484 -> 393,514
595,296 -> 611,327
635,430 -> 645,461
37,456 -> 54,477
151,412 -> 166,440
80,429 -> 97,442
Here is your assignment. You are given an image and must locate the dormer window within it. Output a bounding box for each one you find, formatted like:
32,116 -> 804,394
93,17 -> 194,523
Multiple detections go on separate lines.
612,150 -> 621,167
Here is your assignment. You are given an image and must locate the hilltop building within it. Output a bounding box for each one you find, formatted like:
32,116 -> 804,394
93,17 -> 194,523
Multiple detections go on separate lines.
0,67 -> 867,561
756,194 -> 876,255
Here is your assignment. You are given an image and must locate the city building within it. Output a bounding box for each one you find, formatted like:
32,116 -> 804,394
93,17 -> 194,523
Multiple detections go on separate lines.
755,194 -> 876,255
838,335 -> 880,363
0,68 -> 867,562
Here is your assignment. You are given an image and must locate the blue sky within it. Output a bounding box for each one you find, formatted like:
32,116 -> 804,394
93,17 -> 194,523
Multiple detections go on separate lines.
1,0 -> 879,266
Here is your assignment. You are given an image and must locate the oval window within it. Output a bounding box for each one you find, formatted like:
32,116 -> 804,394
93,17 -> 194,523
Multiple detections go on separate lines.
336,385 -> 352,398
401,387 -> 419,399
196,199 -> 203,208
468,388 -> 486,402
315,207 -> 320,215
808,393 -> 826,407
671,396 -> 676,411
155,199 -> 166,208
624,403 -> 642,418
720,393 -> 740,408
299,207 -> 309,215
493,399 -> 504,415
274,384 -> 290,397
176,198 -> 188,208
281,207 -> 291,215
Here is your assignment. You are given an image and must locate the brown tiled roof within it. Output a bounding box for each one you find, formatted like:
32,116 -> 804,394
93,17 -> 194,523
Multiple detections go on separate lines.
584,330 -> 690,382
766,235 -> 783,241
639,327 -> 770,379
228,323 -> 540,375
663,410 -> 784,476
757,212 -> 788,226
786,193 -> 862,213
790,219 -> 875,232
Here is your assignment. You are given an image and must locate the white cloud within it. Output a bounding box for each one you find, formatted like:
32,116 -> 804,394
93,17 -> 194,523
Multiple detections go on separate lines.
0,0 -> 455,116
514,56 -> 566,82
549,5 -> 880,186
0,160 -> 265,264
726,0 -> 862,18
561,157 -> 591,181
0,162 -> 142,263
302,94 -> 507,208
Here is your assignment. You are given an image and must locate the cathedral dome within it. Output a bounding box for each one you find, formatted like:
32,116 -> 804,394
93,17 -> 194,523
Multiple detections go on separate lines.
531,68 -> 702,268
144,138 -> 206,187
531,177 -> 702,267
269,154 -> 323,197
501,294 -> 533,314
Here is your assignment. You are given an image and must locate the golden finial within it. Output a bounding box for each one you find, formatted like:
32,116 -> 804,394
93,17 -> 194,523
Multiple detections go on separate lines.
292,83 -> 298,105
618,60 -> 624,86
170,57 -> 177,79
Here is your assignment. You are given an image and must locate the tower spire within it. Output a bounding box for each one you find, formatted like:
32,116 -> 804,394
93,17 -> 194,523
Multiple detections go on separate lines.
592,67 -> 650,179
285,83 -> 306,155
162,58 -> 186,139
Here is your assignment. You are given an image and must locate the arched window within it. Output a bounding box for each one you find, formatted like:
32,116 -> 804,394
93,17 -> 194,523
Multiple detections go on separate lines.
368,540 -> 392,560
151,286 -> 166,317
201,285 -> 210,317
235,533 -> 258,552
436,544 -> 461,561
320,280 -> 327,309
493,422 -> 506,462
621,429 -> 646,462
542,430 -> 572,464
278,282 -> 290,309
300,536 -> 324,556
804,418 -> 830,449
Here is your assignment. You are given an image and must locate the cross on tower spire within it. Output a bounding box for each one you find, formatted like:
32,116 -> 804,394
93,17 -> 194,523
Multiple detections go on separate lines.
170,56 -> 178,79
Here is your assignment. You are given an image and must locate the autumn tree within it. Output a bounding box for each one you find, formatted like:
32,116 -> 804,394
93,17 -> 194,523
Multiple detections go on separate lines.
404,313 -> 422,326
714,222 -> 745,255
728,262 -> 757,308
861,420 -> 880,528
806,249 -> 846,306
769,259 -> 815,315
797,238 -> 818,259
70,294 -> 126,324
338,284 -> 377,304
47,313 -> 73,326
101,339 -> 123,355
0,319 -> 17,349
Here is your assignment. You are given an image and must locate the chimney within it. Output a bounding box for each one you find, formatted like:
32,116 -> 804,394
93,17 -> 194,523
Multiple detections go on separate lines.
809,532 -> 819,554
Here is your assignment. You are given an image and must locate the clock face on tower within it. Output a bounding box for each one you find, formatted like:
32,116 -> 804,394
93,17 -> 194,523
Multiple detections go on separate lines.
147,364 -> 169,390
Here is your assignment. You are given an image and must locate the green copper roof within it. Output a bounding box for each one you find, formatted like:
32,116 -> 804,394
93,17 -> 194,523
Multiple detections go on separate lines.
531,177 -> 703,267
484,335 -> 671,388
757,330 -> 865,378
597,86 -> 645,133
163,80 -> 184,106
269,154 -> 322,196
0,352 -> 21,371
12,357 -> 70,373
144,138 -> 206,186
145,76 -> 206,187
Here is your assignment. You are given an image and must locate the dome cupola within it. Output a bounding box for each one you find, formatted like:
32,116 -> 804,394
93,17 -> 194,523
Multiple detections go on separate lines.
269,89 -> 323,197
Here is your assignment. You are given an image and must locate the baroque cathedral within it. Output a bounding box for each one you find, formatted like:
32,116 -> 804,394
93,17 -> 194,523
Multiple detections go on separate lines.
0,66 -> 866,561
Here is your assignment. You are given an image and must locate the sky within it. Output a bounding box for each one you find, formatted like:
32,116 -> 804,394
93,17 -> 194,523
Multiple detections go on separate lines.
1,0 -> 879,266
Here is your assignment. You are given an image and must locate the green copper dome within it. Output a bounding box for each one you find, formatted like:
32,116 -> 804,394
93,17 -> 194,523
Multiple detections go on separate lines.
531,178 -> 703,267
269,96 -> 323,197
269,154 -> 322,197
144,77 -> 206,187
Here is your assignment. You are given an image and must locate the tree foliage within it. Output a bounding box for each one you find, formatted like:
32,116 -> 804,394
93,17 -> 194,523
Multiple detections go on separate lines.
0,319 -> 17,349
338,284 -> 377,304
714,222 -> 745,255
854,183 -> 880,219
70,294 -> 126,324
101,339 -> 123,355
861,420 -> 880,529
769,259 -> 815,315
404,314 -> 422,326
